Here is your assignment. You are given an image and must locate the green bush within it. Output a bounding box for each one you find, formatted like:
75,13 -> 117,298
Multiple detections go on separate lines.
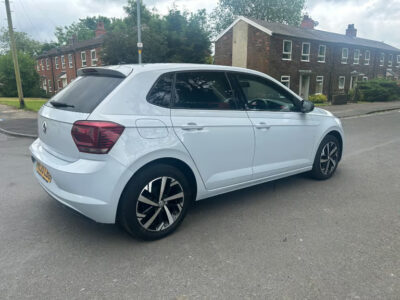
357,79 -> 400,102
309,94 -> 328,104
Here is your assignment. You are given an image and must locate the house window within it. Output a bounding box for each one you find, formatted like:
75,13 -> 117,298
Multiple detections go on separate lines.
55,57 -> 59,69
36,61 -> 40,71
301,42 -> 311,62
341,48 -> 348,64
353,49 -> 360,65
90,49 -> 97,66
68,54 -> 73,68
61,55 -> 65,69
318,45 -> 326,63
363,76 -> 368,81
81,51 -> 87,67
46,58 -> 50,70
48,79 -> 52,92
42,78 -> 47,90
380,53 -> 385,66
365,50 -> 370,65
282,40 -> 292,60
388,54 -> 393,67
397,55 -> 400,65
41,59 -> 44,70
281,76 -> 290,88
316,76 -> 324,94
338,76 -> 345,90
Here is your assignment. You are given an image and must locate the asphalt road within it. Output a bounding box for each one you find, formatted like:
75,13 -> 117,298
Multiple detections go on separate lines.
1,111 -> 399,299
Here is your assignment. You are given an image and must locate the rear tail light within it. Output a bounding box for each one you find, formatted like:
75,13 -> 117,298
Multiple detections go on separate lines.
71,121 -> 124,154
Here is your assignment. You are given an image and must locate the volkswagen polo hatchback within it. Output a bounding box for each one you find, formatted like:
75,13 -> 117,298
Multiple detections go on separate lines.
30,64 -> 344,240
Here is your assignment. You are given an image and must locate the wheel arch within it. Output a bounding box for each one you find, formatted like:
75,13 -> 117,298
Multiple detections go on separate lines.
326,130 -> 344,161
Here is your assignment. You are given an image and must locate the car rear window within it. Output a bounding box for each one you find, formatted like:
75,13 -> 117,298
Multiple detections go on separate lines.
47,75 -> 123,113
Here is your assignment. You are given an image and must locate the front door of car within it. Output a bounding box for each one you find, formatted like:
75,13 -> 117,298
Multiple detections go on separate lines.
230,73 -> 319,179
170,71 -> 255,190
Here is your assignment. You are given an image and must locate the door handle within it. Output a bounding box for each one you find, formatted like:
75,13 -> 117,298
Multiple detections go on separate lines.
181,122 -> 204,131
255,122 -> 271,129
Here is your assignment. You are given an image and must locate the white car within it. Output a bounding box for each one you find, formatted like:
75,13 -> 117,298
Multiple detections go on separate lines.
30,64 -> 344,240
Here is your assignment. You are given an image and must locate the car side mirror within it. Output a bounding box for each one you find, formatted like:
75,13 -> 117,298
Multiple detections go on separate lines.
301,100 -> 314,113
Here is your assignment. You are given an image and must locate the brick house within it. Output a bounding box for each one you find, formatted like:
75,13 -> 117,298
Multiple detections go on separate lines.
36,22 -> 106,95
214,16 -> 400,100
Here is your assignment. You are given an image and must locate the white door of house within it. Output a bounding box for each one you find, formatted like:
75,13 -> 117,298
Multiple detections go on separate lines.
299,74 -> 310,100
350,75 -> 358,89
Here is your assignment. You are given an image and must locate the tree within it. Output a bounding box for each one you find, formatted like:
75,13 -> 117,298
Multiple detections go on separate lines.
209,0 -> 306,36
101,1 -> 211,65
0,51 -> 42,97
0,28 -> 43,56
55,16 -> 112,45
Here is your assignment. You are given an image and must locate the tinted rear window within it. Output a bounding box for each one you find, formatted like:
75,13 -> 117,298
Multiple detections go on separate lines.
48,75 -> 123,113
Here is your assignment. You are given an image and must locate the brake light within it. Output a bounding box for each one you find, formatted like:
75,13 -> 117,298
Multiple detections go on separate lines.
71,121 -> 124,154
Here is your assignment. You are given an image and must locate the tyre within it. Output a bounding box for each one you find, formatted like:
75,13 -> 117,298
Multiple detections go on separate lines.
310,135 -> 341,180
118,164 -> 193,240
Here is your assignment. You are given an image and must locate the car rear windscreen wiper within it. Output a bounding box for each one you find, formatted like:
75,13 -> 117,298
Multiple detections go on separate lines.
50,101 -> 75,108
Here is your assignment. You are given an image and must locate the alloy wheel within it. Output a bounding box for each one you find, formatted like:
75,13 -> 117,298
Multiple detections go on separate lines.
320,141 -> 339,175
136,176 -> 185,232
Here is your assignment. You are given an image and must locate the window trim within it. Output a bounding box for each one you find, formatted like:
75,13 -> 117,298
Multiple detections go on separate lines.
55,56 -> 59,69
90,49 -> 97,66
81,51 -> 87,67
388,54 -> 393,67
341,48 -> 349,64
338,76 -> 346,90
41,59 -> 44,70
281,75 -> 290,88
301,42 -> 311,62
170,70 -> 242,111
353,49 -> 360,65
37,60 -> 40,71
397,55 -> 400,65
365,50 -> 370,65
61,55 -> 65,69
316,76 -> 324,94
380,52 -> 385,66
48,79 -> 52,92
282,40 -> 292,61
46,58 -> 50,70
318,45 -> 326,63
68,54 -> 73,68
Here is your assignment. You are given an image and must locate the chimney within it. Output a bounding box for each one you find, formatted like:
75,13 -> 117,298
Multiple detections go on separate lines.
95,22 -> 106,37
69,34 -> 78,45
346,24 -> 357,38
301,15 -> 317,29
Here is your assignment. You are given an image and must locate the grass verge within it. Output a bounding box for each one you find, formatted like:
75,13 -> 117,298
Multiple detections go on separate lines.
0,98 -> 47,112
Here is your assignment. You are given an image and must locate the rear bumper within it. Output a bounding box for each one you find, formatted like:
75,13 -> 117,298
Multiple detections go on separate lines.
30,139 -> 132,224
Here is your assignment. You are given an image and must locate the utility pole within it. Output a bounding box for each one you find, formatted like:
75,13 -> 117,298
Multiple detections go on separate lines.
137,0 -> 143,64
5,0 -> 25,108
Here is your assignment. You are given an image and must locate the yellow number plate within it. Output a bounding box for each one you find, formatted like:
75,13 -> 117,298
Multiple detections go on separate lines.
36,162 -> 52,183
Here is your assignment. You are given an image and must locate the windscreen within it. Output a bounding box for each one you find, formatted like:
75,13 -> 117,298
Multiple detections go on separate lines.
47,75 -> 123,113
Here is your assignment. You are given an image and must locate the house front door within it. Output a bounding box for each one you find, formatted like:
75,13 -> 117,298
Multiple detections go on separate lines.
299,74 -> 310,100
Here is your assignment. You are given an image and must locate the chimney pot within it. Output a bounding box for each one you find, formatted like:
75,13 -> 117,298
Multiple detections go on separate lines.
346,24 -> 357,38
95,21 -> 106,37
301,15 -> 317,29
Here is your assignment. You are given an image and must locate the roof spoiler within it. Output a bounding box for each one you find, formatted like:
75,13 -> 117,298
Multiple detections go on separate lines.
77,66 -> 133,78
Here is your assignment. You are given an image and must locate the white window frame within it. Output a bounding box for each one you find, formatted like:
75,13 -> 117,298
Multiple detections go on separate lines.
41,59 -> 44,70
55,56 -> 59,69
36,61 -> 40,71
365,50 -> 370,65
282,40 -> 292,61
353,49 -> 360,65
42,78 -> 47,90
301,42 -> 311,62
397,55 -> 400,65
281,76 -> 290,88
338,76 -> 345,90
68,54 -> 73,68
316,76 -> 324,94
388,54 -> 393,67
61,55 -> 65,69
90,49 -> 97,66
380,53 -> 385,66
48,79 -> 52,92
341,48 -> 348,64
46,58 -> 50,70
81,51 -> 87,67
318,45 -> 326,63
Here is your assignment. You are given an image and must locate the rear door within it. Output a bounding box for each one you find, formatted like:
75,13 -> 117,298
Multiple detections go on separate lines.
38,72 -> 125,160
230,72 -> 319,179
170,71 -> 255,190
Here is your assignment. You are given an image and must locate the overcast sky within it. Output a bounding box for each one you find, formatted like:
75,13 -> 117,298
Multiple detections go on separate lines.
1,0 -> 399,48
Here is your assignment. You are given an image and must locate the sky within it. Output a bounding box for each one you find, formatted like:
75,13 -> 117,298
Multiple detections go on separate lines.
1,0 -> 399,49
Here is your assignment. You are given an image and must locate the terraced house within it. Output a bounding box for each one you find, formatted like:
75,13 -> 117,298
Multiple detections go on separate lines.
214,16 -> 400,100
35,22 -> 106,95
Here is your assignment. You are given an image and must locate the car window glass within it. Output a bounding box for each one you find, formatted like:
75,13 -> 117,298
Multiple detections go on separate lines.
147,73 -> 173,108
235,73 -> 296,112
174,72 -> 237,110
